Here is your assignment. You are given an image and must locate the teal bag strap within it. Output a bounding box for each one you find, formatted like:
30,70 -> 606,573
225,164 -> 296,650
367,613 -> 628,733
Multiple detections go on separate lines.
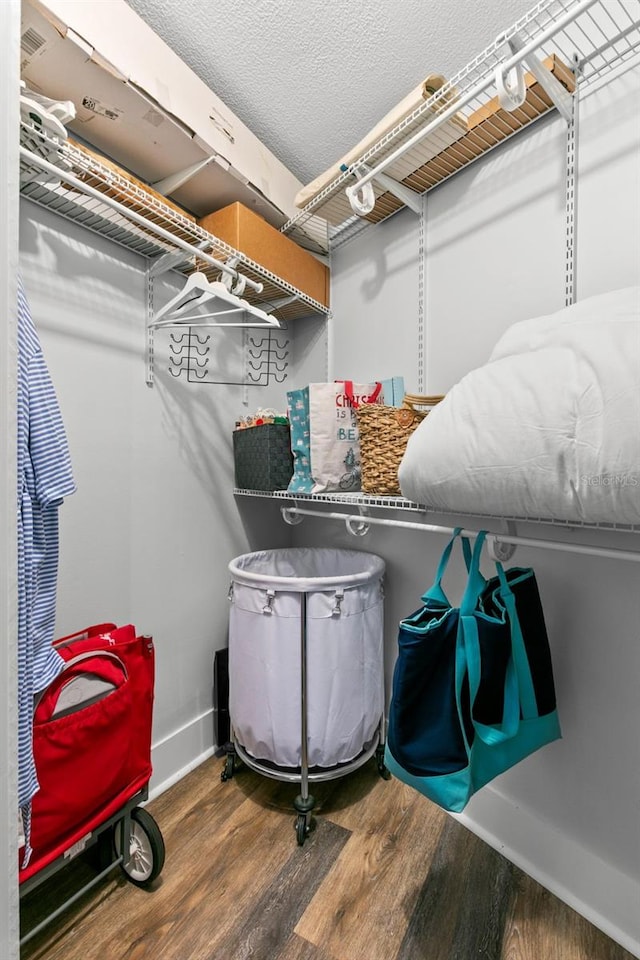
495,562 -> 539,720
454,617 -> 473,757
458,533 -> 521,745
454,533 -> 487,756
421,528 -> 473,605
459,532 -> 487,616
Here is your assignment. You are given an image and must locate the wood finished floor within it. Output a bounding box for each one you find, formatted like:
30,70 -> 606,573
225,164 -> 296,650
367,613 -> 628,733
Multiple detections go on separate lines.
20,756 -> 635,960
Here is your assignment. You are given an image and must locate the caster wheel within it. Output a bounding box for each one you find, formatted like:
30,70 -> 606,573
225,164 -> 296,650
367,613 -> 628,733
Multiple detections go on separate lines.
376,746 -> 391,781
114,808 -> 165,887
295,814 -> 309,847
221,753 -> 235,782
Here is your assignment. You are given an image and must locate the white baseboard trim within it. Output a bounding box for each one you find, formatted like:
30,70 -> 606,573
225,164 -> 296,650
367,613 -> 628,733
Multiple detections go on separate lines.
454,786 -> 640,959
147,708 -> 218,802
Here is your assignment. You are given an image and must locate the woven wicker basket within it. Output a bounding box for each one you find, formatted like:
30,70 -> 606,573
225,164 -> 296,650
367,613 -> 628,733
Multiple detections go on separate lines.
356,394 -> 444,496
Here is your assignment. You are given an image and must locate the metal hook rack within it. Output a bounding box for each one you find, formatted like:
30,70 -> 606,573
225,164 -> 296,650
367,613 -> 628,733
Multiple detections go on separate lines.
245,329 -> 290,386
167,331 -> 211,381
162,324 -> 290,388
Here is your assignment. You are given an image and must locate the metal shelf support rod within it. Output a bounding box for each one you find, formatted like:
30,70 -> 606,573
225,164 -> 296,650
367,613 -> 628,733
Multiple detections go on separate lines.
20,854 -> 124,946
281,506 -> 640,563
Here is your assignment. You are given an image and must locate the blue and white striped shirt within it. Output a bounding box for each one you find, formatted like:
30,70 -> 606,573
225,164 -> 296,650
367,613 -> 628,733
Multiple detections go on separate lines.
17,277 -> 75,862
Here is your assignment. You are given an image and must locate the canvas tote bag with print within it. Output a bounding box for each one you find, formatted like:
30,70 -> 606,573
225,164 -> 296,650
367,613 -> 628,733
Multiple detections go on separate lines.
309,380 -> 383,493
286,386 -> 314,494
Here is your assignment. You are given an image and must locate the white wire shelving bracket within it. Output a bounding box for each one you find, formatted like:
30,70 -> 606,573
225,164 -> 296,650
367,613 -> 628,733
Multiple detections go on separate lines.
282,0 -> 640,250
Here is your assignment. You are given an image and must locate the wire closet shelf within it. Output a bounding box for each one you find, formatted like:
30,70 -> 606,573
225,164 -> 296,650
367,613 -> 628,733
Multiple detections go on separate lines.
282,0 -> 640,252
18,130 -> 331,326
234,490 -> 640,564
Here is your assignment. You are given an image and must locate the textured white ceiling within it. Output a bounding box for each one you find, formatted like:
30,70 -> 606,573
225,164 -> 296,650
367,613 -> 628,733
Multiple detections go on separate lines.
126,0 -> 535,185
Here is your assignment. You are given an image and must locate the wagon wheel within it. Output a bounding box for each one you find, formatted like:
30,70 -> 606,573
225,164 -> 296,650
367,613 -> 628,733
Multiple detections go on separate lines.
114,807 -> 165,886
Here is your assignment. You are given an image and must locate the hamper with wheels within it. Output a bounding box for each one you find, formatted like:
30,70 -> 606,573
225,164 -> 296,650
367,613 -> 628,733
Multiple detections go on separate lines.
224,547 -> 389,844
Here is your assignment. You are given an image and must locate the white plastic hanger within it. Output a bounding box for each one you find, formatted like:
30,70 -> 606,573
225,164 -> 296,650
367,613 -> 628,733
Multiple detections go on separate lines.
19,81 -> 76,188
149,272 -> 279,329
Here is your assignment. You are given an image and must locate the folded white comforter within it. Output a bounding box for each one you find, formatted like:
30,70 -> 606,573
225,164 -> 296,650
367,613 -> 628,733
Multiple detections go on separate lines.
398,287 -> 640,524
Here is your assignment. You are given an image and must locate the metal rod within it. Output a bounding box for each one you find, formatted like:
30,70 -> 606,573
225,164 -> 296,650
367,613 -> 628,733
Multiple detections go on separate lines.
284,506 -> 640,563
345,0 -> 599,196
233,735 -> 379,783
299,591 -> 309,803
20,855 -> 124,945
19,146 -> 263,293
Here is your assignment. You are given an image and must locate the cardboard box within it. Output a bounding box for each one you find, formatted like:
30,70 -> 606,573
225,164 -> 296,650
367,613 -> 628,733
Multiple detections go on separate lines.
69,139 -> 196,222
198,203 -> 330,308
21,0 -> 303,224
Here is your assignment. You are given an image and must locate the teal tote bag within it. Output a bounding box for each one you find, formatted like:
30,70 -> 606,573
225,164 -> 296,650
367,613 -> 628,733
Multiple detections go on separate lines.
384,531 -> 561,812
286,386 -> 314,494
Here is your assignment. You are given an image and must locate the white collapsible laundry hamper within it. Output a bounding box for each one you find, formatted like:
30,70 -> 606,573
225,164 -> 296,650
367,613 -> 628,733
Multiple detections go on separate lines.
224,547 -> 389,844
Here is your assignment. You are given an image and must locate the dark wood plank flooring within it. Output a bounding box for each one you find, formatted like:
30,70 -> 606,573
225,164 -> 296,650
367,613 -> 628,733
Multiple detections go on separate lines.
20,755 -> 636,960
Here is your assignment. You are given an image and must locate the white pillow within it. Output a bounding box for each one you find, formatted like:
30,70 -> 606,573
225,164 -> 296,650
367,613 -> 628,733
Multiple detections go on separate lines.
398,287 -> 640,525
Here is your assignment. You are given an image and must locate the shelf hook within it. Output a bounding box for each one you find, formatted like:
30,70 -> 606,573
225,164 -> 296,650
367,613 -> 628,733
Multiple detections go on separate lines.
345,162 -> 423,218
487,520 -> 518,562
281,503 -> 304,526
345,166 -> 376,217
495,39 -> 526,112
496,31 -> 574,124
345,505 -> 371,538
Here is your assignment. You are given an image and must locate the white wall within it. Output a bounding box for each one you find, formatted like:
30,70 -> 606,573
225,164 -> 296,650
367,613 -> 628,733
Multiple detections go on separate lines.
329,207 -> 420,388
18,201 -> 295,792
322,64 -> 640,956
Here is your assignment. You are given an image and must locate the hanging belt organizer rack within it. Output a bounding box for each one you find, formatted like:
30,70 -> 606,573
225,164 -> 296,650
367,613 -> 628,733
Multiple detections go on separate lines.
282,0 -> 640,254
18,128 -> 330,385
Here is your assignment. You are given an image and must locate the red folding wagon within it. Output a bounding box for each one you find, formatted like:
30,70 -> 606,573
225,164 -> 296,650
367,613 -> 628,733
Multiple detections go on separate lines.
19,623 -> 165,945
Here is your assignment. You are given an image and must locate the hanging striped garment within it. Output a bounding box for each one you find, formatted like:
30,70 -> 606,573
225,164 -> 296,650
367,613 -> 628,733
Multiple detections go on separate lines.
17,276 -> 75,865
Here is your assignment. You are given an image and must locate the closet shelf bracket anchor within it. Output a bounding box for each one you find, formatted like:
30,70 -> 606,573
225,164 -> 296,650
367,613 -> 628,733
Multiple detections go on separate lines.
345,163 -> 423,218
151,155 -> 217,196
345,505 -> 371,538
497,31 -> 574,123
487,520 -> 518,562
281,503 -> 304,526
148,240 -> 211,279
262,295 -> 298,316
